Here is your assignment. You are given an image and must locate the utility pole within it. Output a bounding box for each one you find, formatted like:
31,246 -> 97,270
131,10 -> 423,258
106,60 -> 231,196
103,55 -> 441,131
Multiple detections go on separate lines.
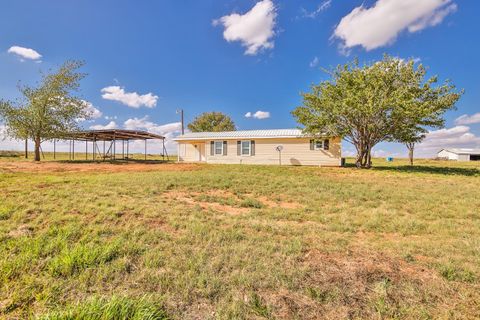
177,109 -> 184,135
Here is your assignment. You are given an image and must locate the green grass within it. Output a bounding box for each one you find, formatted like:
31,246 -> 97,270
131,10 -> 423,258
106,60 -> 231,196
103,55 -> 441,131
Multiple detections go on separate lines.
37,296 -> 168,320
0,155 -> 479,319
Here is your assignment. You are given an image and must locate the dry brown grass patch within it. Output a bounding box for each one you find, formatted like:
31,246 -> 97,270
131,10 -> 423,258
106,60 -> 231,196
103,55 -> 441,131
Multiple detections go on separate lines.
7,224 -> 33,238
250,249 -> 458,320
0,161 -> 202,173
294,249 -> 451,319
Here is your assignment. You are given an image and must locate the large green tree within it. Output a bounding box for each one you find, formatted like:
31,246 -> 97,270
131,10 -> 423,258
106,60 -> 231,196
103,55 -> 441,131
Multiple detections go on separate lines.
187,111 -> 235,132
292,55 -> 462,168
0,61 -> 89,161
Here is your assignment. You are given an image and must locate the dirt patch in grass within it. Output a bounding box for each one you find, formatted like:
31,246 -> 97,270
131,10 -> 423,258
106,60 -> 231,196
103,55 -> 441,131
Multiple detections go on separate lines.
0,161 -> 202,174
163,190 -> 251,215
257,196 -> 303,209
162,189 -> 303,215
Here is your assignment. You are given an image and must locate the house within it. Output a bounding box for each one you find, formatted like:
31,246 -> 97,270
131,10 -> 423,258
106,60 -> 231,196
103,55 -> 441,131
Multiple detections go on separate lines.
437,148 -> 480,161
174,129 -> 342,166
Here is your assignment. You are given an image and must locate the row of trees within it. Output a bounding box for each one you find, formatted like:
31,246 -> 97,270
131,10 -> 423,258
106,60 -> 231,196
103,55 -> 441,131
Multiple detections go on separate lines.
1,56 -> 462,166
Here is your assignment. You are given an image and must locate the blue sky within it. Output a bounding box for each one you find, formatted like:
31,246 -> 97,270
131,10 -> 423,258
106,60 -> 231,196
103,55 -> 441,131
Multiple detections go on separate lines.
1,0 -> 479,156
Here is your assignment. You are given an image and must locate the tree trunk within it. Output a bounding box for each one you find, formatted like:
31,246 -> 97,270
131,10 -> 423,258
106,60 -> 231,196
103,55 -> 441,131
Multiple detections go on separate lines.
34,137 -> 41,161
406,143 -> 415,166
355,150 -> 364,168
355,142 -> 373,169
364,145 -> 372,169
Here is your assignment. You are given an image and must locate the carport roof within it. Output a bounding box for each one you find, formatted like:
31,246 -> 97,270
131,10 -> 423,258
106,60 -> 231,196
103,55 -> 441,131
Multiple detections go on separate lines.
63,129 -> 165,141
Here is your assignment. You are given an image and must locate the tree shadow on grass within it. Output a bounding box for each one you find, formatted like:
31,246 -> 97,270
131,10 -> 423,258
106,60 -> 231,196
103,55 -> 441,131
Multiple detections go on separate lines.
372,165 -> 479,177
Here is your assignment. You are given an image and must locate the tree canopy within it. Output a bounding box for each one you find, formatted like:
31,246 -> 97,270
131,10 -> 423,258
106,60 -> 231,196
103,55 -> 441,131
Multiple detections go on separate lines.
292,55 -> 462,168
0,60 -> 89,161
187,112 -> 236,132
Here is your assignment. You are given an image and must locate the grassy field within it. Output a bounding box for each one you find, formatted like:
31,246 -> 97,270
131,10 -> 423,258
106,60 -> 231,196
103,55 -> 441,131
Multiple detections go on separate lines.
0,151 -> 479,319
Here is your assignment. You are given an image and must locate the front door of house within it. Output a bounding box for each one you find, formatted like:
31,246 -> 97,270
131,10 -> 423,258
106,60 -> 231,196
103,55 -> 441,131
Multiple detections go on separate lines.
198,143 -> 206,162
195,143 -> 206,162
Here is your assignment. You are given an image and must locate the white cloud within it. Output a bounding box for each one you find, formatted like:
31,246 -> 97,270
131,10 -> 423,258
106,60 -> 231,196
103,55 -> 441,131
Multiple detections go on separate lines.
299,0 -> 331,19
455,113 -> 480,125
123,116 -> 182,152
416,125 -> 480,156
213,0 -> 277,55
90,121 -> 118,130
7,45 -> 42,60
101,86 -> 158,108
81,100 -> 102,120
245,110 -> 270,119
309,56 -> 319,68
123,116 -> 181,135
333,0 -> 457,51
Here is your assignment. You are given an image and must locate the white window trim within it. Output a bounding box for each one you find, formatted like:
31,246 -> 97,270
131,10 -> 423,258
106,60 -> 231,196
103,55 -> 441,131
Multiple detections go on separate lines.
214,141 -> 223,155
314,140 -> 323,150
241,140 -> 251,156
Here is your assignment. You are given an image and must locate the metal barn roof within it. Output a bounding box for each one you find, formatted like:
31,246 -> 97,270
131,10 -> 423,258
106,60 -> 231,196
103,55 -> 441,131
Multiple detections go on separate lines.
439,148 -> 480,155
173,129 -> 313,141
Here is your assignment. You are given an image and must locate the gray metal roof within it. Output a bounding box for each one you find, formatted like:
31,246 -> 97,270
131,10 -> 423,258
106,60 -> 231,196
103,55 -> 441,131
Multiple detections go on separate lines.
440,148 -> 480,155
174,129 -> 313,141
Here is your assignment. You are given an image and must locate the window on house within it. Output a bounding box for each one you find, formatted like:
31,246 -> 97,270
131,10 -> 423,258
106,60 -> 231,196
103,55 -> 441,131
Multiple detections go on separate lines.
241,140 -> 251,155
314,140 -> 323,150
214,141 -> 223,155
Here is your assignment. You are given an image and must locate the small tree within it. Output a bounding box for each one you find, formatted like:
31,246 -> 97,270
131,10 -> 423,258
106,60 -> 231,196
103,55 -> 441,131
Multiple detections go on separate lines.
292,55 -> 462,168
0,61 -> 88,161
397,129 -> 426,166
187,112 -> 235,132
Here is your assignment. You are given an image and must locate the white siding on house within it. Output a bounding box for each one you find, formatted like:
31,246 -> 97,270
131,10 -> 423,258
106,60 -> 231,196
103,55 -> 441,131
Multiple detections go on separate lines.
178,137 -> 341,166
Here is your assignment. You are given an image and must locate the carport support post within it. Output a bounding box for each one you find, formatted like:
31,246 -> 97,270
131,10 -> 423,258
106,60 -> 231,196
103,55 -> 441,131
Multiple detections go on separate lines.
126,140 -> 129,161
25,139 -> 28,159
162,138 -> 165,160
103,141 -> 105,161
122,140 -> 125,160
113,134 -> 116,160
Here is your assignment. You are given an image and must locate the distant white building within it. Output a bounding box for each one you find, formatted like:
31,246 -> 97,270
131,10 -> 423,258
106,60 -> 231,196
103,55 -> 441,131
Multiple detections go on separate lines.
437,148 -> 480,161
